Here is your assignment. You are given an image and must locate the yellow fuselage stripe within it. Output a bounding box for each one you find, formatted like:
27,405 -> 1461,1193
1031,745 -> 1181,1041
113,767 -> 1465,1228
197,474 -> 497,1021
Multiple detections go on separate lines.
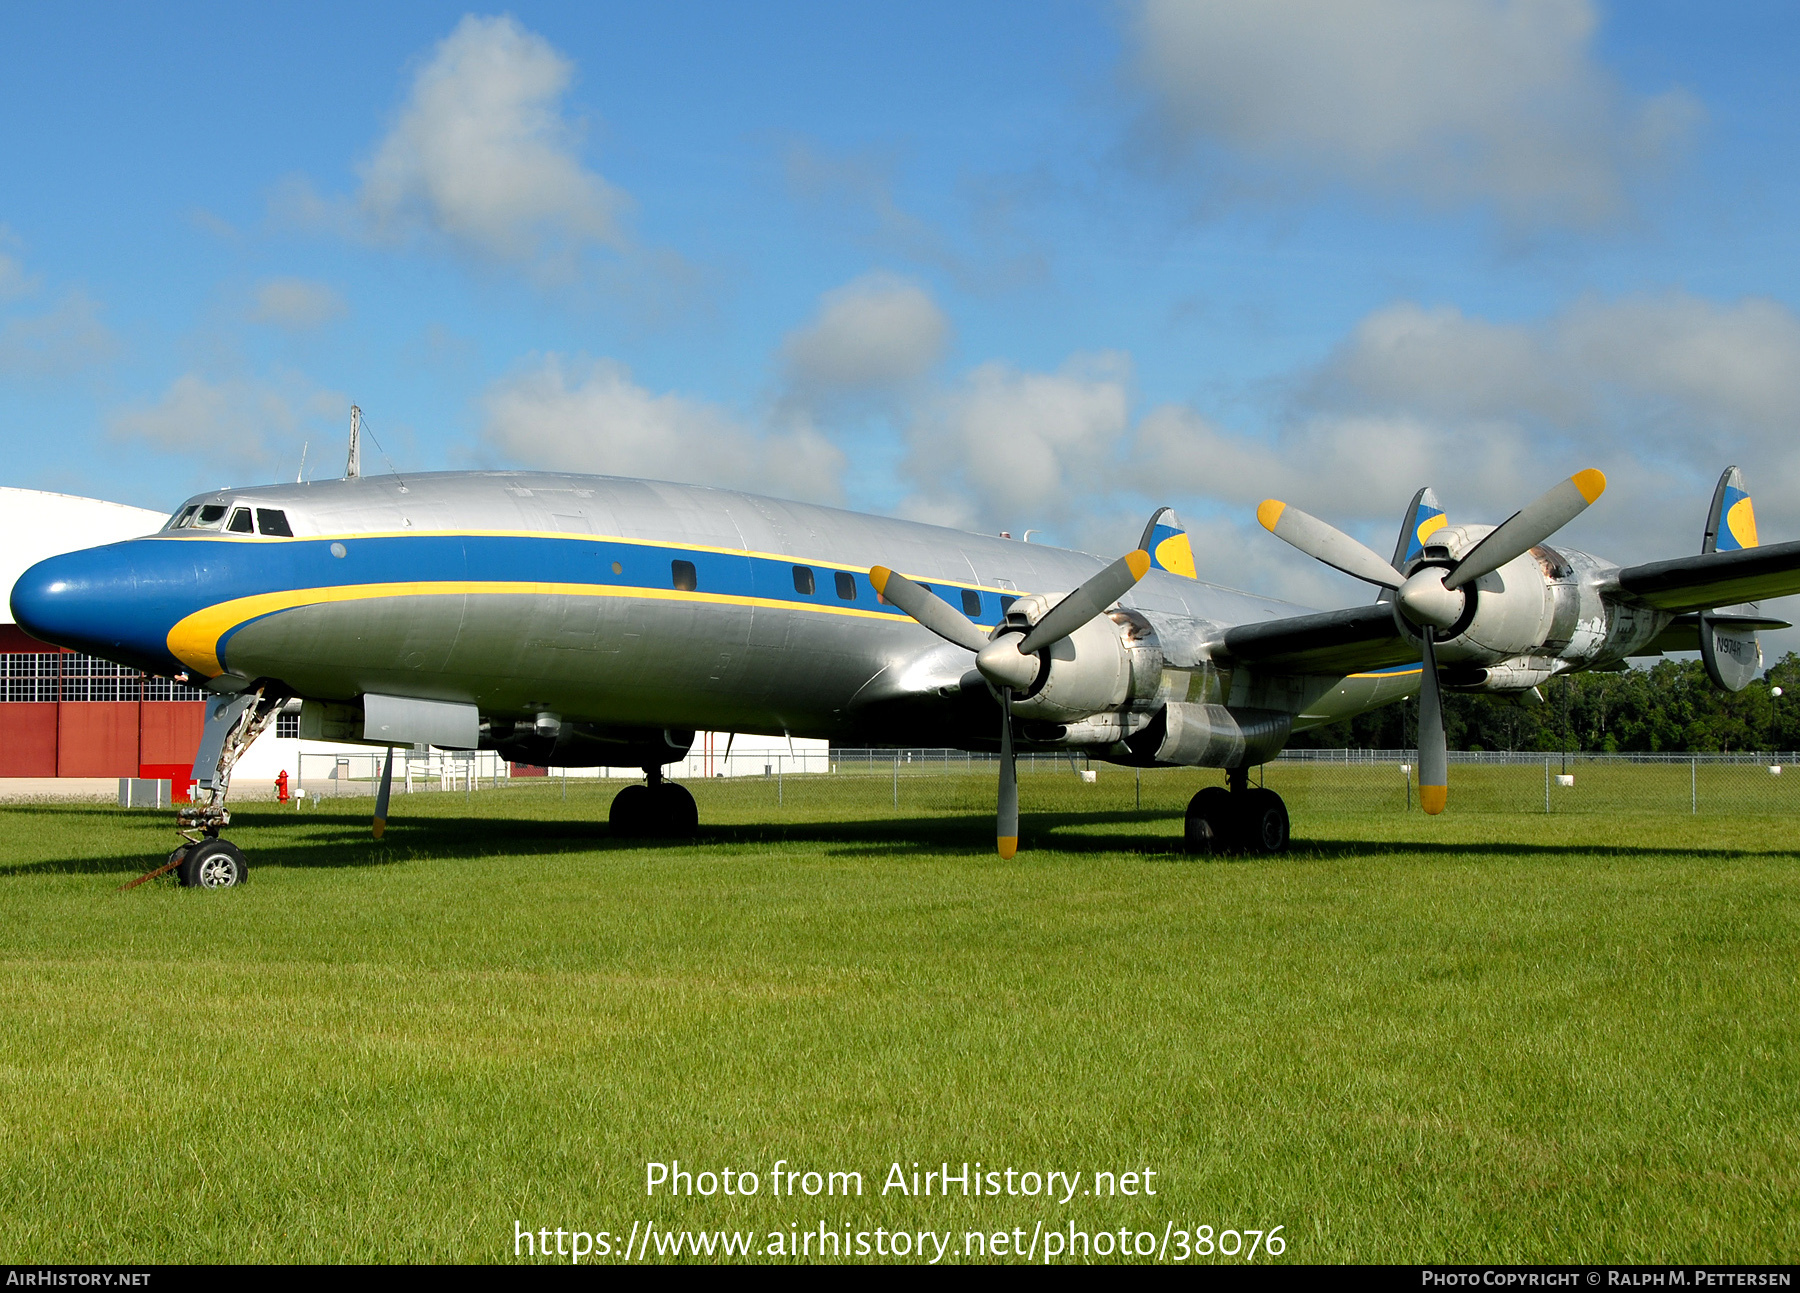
167,579 -> 990,678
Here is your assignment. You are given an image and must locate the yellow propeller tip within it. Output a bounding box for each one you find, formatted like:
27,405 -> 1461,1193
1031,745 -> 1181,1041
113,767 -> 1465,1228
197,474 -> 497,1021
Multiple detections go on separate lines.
1125,549 -> 1151,580
1572,468 -> 1606,504
868,566 -> 891,594
372,819 -> 386,839
997,836 -> 1018,859
1256,499 -> 1286,532
1418,786 -> 1447,815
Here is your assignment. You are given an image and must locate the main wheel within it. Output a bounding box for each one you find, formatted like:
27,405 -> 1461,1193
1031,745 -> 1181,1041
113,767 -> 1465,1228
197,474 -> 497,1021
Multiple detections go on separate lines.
178,838 -> 248,888
652,782 -> 699,838
1241,788 -> 1290,854
609,783 -> 651,837
1184,786 -> 1236,854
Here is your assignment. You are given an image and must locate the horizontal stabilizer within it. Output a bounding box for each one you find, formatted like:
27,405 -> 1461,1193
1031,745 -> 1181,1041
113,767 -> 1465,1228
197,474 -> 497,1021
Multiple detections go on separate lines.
1614,539 -> 1800,614
1633,611 -> 1793,656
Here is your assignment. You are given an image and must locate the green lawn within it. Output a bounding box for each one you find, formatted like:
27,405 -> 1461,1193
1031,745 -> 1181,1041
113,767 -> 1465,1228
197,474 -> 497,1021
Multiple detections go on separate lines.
1,772 -> 1795,1263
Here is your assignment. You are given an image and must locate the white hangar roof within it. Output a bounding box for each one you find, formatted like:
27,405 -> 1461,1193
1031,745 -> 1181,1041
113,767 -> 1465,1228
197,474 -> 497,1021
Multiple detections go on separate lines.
1,487 -> 168,626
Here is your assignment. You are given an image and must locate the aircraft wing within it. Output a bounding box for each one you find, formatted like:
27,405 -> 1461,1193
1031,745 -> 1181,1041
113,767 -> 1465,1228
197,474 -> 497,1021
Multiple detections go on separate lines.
1613,539 -> 1800,613
1633,611 -> 1793,656
1212,603 -> 1416,675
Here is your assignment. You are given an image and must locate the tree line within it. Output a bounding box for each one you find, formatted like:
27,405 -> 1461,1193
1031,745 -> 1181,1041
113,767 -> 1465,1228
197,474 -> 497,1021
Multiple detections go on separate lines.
1291,653 -> 1800,754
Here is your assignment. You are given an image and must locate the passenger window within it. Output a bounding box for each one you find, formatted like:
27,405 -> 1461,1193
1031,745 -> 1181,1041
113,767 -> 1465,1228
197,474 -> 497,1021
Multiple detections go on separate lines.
1000,596 -> 1017,616
227,508 -> 254,533
792,565 -> 815,595
961,589 -> 982,617
256,509 -> 293,537
834,571 -> 857,601
671,559 -> 697,592
169,505 -> 198,530
194,505 -> 227,529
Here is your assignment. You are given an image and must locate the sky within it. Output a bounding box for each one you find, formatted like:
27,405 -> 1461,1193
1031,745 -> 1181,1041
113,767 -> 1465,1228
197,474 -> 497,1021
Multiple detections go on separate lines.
4,0 -> 1800,633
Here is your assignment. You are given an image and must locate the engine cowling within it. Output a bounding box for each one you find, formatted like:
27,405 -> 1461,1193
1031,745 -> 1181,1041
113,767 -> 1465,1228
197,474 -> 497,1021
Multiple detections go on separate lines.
1414,523 -> 1555,666
1000,595 -> 1162,724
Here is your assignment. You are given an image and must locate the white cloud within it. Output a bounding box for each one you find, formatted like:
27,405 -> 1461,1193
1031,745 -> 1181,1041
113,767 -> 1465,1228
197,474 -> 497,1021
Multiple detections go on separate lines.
358,15 -> 628,275
481,354 -> 844,503
110,372 -> 345,474
1131,0 -> 1700,225
781,272 -> 949,399
251,277 -> 349,330
900,353 -> 1133,532
0,227 -> 39,302
0,290 -> 118,377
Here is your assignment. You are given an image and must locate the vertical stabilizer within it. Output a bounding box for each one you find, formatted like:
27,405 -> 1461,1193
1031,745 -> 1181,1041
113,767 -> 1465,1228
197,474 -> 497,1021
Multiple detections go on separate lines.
1703,465 -> 1758,553
1700,466 -> 1763,691
1378,487 -> 1445,603
1138,507 -> 1197,578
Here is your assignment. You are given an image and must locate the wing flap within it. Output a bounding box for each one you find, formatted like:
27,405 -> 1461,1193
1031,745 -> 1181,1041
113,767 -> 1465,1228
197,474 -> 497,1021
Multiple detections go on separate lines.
1614,539 -> 1800,612
1215,603 -> 1415,674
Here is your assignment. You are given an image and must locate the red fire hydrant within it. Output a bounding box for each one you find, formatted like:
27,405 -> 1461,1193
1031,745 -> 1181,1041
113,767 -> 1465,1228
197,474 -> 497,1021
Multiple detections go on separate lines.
275,769 -> 290,803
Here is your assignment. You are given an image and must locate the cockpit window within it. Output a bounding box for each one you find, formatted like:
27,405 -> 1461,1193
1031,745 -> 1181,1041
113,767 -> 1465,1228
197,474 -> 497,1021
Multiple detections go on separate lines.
227,508 -> 255,533
193,505 -> 228,529
256,509 -> 293,537
168,505 -> 198,530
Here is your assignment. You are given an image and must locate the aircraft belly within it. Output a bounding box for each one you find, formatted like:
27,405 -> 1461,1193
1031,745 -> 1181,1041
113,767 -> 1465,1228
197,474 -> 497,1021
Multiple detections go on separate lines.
1290,669 -> 1423,731
223,593 -> 470,702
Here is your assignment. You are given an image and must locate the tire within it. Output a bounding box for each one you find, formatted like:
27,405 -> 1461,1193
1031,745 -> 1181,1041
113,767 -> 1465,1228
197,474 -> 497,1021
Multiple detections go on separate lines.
1184,786 -> 1236,854
178,838 -> 248,888
1242,788 -> 1290,854
653,782 -> 699,838
609,783 -> 651,837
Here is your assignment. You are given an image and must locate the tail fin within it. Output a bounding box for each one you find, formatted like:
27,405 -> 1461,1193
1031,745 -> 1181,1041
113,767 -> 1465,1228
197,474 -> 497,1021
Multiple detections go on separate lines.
1378,487 -> 1445,603
1393,487 -> 1447,569
1138,507 -> 1197,578
1704,465 -> 1758,553
1700,466 -> 1763,691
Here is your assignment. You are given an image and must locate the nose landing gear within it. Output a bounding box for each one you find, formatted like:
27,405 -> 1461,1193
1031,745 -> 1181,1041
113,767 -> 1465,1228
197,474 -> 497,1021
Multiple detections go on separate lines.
1184,767 -> 1289,855
156,686 -> 285,888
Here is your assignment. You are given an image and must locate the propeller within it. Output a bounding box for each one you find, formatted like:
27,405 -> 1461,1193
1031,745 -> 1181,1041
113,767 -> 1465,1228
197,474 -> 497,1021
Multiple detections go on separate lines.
1257,469 -> 1606,815
871,548 -> 1152,857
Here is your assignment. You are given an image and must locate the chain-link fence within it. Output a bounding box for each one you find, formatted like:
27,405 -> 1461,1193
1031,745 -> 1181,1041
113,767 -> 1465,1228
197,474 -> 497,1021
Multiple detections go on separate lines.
282,746 -> 1800,817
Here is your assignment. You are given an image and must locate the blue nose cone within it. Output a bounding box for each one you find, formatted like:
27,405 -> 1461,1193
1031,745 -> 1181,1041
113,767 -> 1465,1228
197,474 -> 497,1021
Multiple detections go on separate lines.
10,541 -> 191,675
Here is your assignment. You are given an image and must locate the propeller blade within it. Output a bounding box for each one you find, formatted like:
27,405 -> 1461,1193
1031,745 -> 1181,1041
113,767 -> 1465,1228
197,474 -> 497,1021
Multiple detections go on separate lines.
997,687 -> 1018,858
1257,500 -> 1403,590
868,566 -> 989,653
1017,549 -> 1152,653
1443,469 -> 1606,590
1418,633 -> 1447,815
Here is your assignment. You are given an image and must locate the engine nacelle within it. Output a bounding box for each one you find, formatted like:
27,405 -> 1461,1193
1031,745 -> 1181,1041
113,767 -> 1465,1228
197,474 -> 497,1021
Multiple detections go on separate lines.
1420,524 -> 1555,666
1002,596 -> 1162,724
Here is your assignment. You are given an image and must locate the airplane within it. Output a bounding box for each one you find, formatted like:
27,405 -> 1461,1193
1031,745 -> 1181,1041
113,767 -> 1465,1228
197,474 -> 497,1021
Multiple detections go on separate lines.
10,458 -> 1800,889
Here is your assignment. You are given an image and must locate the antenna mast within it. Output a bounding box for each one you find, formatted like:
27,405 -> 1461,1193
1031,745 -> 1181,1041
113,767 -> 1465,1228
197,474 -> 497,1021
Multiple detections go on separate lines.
345,405 -> 362,479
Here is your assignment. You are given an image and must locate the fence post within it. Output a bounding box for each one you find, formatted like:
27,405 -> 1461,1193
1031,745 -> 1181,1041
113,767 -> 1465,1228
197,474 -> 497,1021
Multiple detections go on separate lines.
1545,756 -> 1550,814
1136,766 -> 1141,811
893,752 -> 899,809
1691,756 -> 1697,815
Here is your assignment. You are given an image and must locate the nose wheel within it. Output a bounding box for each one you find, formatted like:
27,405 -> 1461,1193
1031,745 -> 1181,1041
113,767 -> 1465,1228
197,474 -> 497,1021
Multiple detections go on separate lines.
1184,772 -> 1289,855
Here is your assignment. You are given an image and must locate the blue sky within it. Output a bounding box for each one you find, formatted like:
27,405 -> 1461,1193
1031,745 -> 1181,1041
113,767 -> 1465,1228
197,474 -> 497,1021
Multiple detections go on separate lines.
4,1 -> 1800,616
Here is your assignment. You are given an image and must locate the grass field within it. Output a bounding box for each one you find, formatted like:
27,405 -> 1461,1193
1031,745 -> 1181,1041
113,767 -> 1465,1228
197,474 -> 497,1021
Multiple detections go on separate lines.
2,771 -> 1796,1264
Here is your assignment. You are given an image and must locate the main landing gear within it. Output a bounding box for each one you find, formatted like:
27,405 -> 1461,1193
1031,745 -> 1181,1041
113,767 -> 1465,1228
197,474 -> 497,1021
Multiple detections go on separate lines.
609,765 -> 699,839
1184,767 -> 1289,855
